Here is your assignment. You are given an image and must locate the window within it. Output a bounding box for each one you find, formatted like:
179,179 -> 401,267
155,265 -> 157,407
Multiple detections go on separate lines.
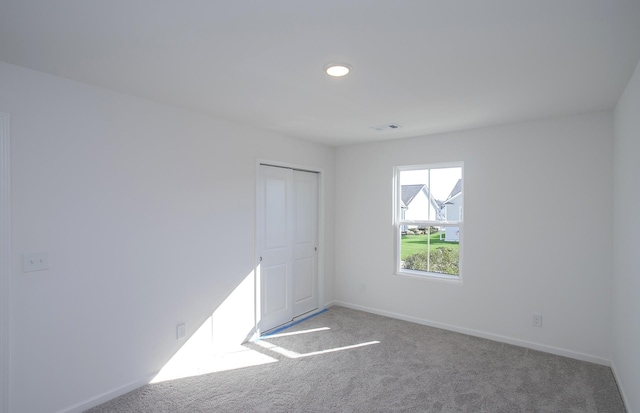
395,163 -> 463,279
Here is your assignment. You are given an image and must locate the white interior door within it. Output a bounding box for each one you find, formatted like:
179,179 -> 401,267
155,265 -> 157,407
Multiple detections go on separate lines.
258,165 -> 294,332
257,165 -> 318,333
292,170 -> 318,318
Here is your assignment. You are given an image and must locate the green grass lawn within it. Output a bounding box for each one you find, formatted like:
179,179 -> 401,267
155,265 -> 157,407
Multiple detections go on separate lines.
401,231 -> 459,260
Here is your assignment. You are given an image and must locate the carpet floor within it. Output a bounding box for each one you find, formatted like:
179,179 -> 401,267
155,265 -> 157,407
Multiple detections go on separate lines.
86,306 -> 625,412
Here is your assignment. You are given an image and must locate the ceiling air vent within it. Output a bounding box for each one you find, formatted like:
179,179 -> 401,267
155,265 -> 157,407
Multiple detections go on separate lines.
370,123 -> 402,131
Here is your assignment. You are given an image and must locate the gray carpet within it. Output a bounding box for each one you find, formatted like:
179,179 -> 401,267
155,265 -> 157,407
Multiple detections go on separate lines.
87,306 -> 625,412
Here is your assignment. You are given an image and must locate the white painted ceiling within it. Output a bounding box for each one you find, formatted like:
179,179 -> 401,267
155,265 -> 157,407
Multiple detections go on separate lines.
1,1 -> 639,146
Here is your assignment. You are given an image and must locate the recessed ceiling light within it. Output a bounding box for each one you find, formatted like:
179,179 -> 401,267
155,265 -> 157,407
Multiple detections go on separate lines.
325,64 -> 351,77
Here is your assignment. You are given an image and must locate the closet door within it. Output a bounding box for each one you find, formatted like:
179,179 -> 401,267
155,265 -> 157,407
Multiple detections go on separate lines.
257,165 -> 318,333
257,165 -> 294,332
292,170 -> 318,318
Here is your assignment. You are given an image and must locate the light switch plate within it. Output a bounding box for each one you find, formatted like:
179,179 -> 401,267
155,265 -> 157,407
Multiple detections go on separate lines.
176,323 -> 186,339
23,252 -> 49,272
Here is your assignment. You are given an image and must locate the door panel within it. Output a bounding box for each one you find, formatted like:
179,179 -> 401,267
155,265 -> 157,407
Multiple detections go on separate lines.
294,180 -> 314,243
265,178 -> 287,249
293,257 -> 313,303
263,264 -> 287,314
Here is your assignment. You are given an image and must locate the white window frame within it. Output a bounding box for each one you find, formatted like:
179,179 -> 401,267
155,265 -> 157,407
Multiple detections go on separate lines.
394,162 -> 463,281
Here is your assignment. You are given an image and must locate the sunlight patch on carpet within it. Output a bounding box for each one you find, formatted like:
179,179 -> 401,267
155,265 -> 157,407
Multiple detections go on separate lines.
254,339 -> 380,359
260,327 -> 331,339
151,344 -> 278,383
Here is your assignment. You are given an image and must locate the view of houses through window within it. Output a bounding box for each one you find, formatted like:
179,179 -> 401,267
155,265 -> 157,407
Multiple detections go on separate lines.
396,164 -> 463,277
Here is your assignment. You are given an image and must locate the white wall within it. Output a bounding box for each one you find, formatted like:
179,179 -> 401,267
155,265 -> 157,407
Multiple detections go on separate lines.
613,57 -> 640,413
335,112 -> 614,363
0,61 -> 335,413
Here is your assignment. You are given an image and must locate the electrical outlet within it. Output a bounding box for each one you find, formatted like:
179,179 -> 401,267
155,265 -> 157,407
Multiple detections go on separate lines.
532,314 -> 543,327
176,323 -> 186,339
23,252 -> 49,272
360,283 -> 367,292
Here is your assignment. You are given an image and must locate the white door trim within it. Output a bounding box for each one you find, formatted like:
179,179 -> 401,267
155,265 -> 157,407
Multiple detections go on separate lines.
254,159 -> 325,336
0,112 -> 11,413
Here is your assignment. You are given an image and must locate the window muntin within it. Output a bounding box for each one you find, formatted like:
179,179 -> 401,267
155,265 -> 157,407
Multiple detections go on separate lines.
395,164 -> 463,278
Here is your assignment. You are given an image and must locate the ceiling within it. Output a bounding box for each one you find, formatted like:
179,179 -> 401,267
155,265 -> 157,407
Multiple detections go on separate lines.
1,1 -> 639,146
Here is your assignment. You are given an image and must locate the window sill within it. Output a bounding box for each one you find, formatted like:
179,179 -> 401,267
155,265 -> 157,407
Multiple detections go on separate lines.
394,269 -> 463,284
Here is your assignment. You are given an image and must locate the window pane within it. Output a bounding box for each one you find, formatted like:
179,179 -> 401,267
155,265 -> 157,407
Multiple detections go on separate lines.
399,167 -> 462,223
400,227 -> 459,276
432,167 -> 463,223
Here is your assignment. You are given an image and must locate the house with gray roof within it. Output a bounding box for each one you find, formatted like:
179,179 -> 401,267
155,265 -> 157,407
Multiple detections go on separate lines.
400,184 -> 442,224
441,178 -> 463,242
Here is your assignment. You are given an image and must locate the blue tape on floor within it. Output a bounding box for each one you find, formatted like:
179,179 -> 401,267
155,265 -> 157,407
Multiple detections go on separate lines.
260,308 -> 328,339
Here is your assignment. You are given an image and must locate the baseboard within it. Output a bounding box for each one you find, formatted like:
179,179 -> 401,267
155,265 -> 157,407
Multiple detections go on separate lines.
57,371 -> 158,413
333,301 -> 611,366
610,361 -> 631,413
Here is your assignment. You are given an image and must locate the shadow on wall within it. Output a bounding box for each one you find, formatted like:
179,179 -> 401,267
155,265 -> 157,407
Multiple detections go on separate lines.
151,270 -> 270,383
